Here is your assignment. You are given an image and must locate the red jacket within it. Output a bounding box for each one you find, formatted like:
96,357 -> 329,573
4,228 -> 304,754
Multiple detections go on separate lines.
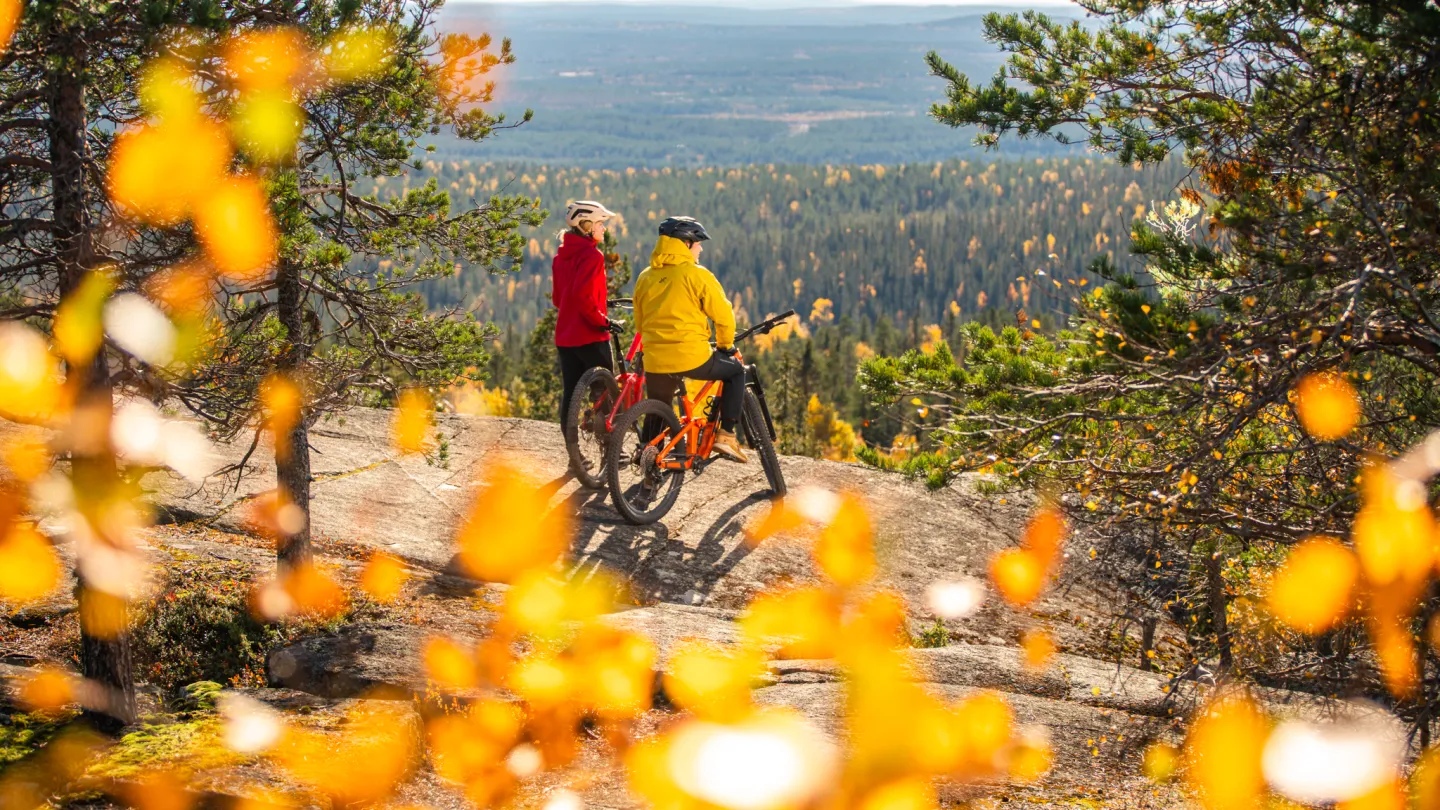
552,232 -> 610,347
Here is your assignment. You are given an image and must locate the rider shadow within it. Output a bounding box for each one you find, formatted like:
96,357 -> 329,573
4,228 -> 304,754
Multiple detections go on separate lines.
566,488 -> 767,607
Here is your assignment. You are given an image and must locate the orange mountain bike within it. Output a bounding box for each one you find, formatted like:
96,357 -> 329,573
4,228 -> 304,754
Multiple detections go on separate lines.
604,310 -> 794,524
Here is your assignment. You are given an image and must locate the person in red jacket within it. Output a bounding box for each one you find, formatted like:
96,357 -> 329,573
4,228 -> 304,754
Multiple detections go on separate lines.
553,199 -> 620,438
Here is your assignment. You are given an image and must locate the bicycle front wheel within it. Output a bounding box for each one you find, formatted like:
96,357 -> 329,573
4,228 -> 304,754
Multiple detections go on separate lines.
742,390 -> 786,497
606,399 -> 686,524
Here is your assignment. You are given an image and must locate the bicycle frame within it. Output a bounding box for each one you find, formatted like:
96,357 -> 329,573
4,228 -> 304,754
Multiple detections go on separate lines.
601,332 -> 646,432
621,308 -> 794,474
650,345 -> 754,472
652,378 -> 718,472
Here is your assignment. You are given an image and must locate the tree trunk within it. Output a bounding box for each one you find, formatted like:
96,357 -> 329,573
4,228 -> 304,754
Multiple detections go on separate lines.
1139,616 -> 1157,672
1417,591 -> 1436,748
1205,547 -> 1233,672
275,256 -> 313,569
47,18 -> 135,732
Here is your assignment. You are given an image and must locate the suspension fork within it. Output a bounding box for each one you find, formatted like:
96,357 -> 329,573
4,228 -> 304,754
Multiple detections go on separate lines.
745,363 -> 778,441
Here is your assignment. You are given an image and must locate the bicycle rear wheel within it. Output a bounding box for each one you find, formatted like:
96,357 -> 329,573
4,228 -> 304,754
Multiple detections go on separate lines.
742,390 -> 786,497
566,367 -> 620,489
606,399 -> 686,524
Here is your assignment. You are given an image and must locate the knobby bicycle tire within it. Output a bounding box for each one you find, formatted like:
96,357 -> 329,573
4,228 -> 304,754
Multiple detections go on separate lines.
566,367 -> 620,489
606,399 -> 686,524
742,389 -> 787,497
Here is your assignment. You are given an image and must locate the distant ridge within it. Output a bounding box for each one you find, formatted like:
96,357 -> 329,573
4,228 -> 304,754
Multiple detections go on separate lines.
442,3 -> 1076,29
429,1 -> 1083,167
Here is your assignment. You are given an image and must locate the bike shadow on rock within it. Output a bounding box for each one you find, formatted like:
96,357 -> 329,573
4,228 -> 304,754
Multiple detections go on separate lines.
428,469 -> 770,608
566,486 -> 770,608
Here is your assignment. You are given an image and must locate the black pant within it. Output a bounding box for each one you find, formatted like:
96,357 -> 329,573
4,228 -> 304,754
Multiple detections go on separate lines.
558,340 -> 614,434
646,351 -> 747,432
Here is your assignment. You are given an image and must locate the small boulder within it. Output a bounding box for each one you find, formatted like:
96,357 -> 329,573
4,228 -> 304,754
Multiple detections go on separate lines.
267,622 -> 444,699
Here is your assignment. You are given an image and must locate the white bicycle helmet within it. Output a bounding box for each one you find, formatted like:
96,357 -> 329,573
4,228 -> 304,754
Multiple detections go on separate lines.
566,200 -> 616,228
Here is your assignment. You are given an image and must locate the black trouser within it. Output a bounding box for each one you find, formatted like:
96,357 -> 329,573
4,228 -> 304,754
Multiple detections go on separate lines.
558,340 -> 614,434
646,351 -> 747,433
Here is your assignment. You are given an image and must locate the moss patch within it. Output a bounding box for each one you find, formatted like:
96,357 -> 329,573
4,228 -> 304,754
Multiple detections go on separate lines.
84,716 -> 245,781
0,710 -> 79,767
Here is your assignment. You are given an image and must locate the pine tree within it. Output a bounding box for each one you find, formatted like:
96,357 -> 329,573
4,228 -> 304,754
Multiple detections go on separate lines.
164,1 -> 544,567
865,0 -> 1440,692
0,0 -> 217,733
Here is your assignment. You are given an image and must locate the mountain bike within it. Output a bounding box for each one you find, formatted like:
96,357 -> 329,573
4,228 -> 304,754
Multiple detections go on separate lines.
564,298 -> 647,489
604,310 -> 794,525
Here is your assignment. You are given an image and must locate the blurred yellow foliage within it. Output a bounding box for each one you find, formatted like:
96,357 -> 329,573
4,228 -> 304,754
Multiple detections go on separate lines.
224,28 -> 309,91
108,118 -> 231,227
1020,628 -> 1055,672
424,635 -> 479,690
1183,693 -> 1269,810
1267,536 -> 1357,633
1142,742 -> 1179,783
1295,371 -> 1359,440
122,771 -> 195,810
193,175 -> 279,280
989,548 -> 1045,607
53,271 -> 115,365
281,562 -> 348,618
358,551 -> 408,603
813,496 -> 874,586
17,667 -> 75,715
455,463 -> 570,583
0,0 -> 19,52
1338,780 -> 1408,810
272,701 -> 418,806
664,640 -> 766,721
78,588 -> 130,640
0,323 -> 63,423
392,388 -> 434,454
232,89 -> 303,163
0,522 -> 61,604
2,434 -> 52,482
260,374 -> 301,458
428,699 -> 523,802
741,586 -> 843,660
321,27 -> 393,81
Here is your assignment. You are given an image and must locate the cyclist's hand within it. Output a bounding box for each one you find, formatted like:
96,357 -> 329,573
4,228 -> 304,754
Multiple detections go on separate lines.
717,345 -> 738,357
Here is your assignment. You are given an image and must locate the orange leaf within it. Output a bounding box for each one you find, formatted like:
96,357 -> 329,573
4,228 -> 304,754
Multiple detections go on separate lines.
1295,372 -> 1359,440
1268,537 -> 1358,634
989,548 -> 1046,606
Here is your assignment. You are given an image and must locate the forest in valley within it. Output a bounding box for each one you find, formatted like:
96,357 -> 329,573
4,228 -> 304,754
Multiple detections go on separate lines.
358,155 -> 1189,455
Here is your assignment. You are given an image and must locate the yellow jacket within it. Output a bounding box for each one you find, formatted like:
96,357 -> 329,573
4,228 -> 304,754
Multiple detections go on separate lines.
633,235 -> 736,374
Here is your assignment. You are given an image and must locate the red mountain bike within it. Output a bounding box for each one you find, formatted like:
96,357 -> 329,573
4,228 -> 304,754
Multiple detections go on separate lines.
565,298 -> 647,489
604,310 -> 793,525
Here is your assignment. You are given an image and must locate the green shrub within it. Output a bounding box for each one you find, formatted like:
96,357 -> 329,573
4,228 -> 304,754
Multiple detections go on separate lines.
132,556 -> 377,690
132,560 -> 284,689
913,619 -> 950,649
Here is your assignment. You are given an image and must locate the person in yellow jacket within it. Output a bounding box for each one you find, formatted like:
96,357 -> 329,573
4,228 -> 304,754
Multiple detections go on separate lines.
633,216 -> 748,463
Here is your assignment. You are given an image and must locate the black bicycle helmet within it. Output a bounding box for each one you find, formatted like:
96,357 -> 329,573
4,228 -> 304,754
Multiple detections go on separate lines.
658,216 -> 710,243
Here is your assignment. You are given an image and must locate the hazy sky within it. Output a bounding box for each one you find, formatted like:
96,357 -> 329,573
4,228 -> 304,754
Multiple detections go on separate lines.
455,0 -> 1079,6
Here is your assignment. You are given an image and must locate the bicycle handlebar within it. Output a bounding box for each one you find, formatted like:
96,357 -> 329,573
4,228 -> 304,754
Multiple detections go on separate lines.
735,310 -> 798,344
607,298 -> 633,308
